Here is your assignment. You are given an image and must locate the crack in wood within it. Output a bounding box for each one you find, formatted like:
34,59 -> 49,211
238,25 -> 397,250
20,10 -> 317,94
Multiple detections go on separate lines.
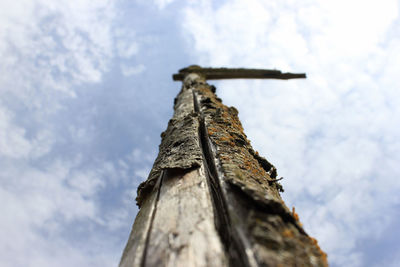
119,171 -> 164,267
193,80 -> 328,267
141,171 -> 164,267
120,69 -> 328,267
193,90 -> 258,267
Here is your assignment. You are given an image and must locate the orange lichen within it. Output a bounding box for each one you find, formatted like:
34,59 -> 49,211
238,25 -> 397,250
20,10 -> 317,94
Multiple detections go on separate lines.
282,229 -> 295,238
217,134 -> 235,147
194,80 -> 328,266
207,128 -> 215,136
309,237 -> 328,266
219,155 -> 230,162
291,207 -> 303,226
242,158 -> 264,177
292,207 -> 299,221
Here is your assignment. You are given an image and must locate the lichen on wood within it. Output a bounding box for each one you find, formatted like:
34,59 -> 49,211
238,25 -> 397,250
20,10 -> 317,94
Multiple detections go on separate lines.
124,68 -> 328,267
195,83 -> 283,200
193,81 -> 328,267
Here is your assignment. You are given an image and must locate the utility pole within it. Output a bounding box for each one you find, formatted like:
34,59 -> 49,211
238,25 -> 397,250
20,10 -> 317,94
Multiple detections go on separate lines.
120,66 -> 328,267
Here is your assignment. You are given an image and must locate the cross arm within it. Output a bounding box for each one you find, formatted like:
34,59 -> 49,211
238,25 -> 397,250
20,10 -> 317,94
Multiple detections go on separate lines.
172,65 -> 306,81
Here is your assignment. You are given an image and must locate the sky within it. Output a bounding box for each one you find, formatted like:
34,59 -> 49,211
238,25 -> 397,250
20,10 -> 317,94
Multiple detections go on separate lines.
0,0 -> 399,266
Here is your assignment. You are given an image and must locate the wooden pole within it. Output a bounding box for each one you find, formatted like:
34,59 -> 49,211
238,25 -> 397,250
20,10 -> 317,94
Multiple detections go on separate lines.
120,66 -> 328,267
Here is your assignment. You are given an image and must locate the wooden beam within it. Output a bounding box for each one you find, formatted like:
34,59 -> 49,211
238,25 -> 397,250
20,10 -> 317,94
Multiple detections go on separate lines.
173,66 -> 306,81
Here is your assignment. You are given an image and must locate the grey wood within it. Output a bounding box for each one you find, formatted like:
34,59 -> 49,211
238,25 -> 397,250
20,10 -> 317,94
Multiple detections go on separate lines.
120,71 -> 227,267
173,66 -> 306,81
144,167 -> 227,267
120,66 -> 328,267
119,172 -> 163,267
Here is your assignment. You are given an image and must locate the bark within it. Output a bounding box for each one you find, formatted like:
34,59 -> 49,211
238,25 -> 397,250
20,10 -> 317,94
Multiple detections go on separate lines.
120,72 -> 328,267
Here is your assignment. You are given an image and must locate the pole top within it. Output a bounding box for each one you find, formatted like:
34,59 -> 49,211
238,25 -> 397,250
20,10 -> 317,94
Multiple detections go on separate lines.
172,65 -> 306,81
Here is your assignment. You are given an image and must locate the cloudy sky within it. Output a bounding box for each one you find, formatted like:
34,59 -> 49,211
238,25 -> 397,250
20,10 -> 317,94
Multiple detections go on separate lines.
1,0 -> 399,266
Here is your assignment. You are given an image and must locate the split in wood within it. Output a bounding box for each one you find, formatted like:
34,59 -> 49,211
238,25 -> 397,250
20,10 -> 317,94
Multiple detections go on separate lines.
120,69 -> 328,267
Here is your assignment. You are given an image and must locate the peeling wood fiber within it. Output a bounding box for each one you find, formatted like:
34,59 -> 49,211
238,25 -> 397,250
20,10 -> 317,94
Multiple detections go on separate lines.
136,86 -> 203,207
121,69 -> 328,267
122,73 -> 227,267
193,79 -> 328,267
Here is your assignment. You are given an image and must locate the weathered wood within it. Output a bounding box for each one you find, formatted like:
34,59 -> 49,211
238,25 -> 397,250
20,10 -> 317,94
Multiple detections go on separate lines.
136,82 -> 203,207
192,77 -> 328,266
119,172 -> 163,267
120,66 -> 327,267
144,167 -> 227,267
120,72 -> 226,267
173,66 -> 306,81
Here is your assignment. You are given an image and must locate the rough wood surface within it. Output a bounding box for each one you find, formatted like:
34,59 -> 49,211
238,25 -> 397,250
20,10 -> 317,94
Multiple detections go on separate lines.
144,167 -> 227,267
120,172 -> 163,267
193,79 -> 328,266
120,68 -> 328,267
173,66 -> 306,81
136,85 -> 203,207
120,73 -> 226,267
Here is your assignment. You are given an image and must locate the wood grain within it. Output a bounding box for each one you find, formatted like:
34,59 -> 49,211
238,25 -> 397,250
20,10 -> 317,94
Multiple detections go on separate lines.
144,167 -> 227,267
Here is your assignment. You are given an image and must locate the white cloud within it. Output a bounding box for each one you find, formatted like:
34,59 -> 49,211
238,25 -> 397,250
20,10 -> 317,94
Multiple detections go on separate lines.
129,148 -> 155,181
121,63 -> 146,76
1,0 -> 398,266
153,0 -> 176,9
117,41 -> 139,58
0,107 -> 32,158
0,152 -> 140,267
0,160 -> 93,265
182,0 -> 400,266
0,0 -> 116,101
0,0 -> 144,266
67,170 -> 106,197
